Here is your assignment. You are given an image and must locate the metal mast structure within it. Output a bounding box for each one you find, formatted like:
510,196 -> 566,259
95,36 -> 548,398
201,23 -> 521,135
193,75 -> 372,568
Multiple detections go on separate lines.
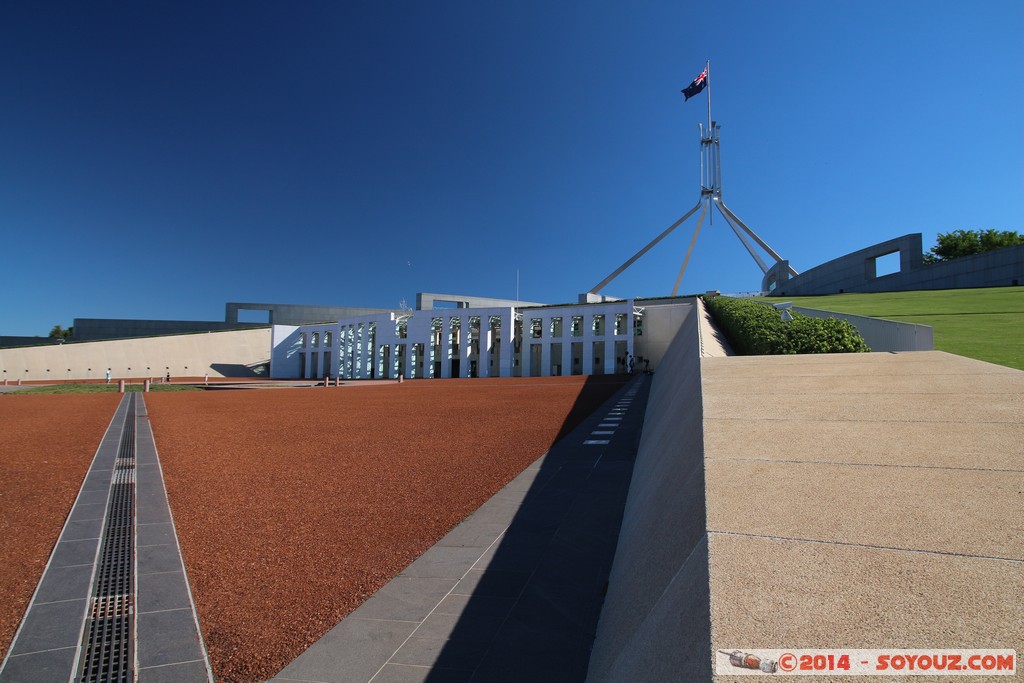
586,62 -> 798,299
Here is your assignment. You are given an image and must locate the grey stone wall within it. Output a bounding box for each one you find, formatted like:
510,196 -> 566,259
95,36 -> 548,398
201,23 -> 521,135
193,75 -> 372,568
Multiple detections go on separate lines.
0,336 -> 57,348
772,234 -> 1023,297
0,328 -> 270,381
588,305 -> 712,681
224,302 -> 390,325
73,318 -> 267,341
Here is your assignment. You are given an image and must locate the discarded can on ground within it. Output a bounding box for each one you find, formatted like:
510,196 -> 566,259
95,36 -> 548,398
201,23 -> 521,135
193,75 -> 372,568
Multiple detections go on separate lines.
725,650 -> 778,674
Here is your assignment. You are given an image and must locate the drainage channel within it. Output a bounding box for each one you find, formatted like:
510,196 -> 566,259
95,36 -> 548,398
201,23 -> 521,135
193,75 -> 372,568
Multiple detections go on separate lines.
78,392 -> 136,683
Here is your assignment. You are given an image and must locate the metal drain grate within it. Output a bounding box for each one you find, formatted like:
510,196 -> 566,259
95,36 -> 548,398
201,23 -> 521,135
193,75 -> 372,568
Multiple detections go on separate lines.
78,393 -> 135,683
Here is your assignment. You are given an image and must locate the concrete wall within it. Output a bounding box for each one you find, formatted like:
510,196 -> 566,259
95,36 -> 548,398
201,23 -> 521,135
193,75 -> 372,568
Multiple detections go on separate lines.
269,326 -> 302,380
225,302 -> 389,325
634,300 -> 694,371
73,318 -> 266,341
0,328 -> 270,382
0,336 -> 57,348
773,234 -> 1024,296
588,304 -> 712,681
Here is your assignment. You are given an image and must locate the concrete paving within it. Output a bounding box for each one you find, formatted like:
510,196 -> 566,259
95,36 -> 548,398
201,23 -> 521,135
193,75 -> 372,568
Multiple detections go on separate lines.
703,351 -> 1024,681
135,397 -> 213,682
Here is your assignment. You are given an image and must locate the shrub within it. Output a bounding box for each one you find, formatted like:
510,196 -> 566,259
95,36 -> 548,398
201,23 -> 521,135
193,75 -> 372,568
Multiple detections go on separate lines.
703,296 -> 870,355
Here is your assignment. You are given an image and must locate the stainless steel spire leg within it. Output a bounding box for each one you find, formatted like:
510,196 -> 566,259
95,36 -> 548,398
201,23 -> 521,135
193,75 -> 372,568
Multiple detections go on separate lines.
716,199 -> 800,276
672,200 -> 708,295
589,198 -> 705,295
715,203 -> 769,274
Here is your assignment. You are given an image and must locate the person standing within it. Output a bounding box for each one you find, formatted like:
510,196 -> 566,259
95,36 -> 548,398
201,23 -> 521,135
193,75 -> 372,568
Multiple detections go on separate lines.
105,368 -> 111,384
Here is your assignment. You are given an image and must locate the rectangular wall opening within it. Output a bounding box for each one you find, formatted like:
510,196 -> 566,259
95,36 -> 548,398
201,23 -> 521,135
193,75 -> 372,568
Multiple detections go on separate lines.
615,340 -> 628,373
592,341 -> 605,375
875,251 -> 901,277
529,343 -> 542,377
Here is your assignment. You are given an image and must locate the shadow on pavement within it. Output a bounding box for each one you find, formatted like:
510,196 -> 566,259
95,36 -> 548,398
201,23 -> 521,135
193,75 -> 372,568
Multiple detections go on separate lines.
417,374 -> 651,682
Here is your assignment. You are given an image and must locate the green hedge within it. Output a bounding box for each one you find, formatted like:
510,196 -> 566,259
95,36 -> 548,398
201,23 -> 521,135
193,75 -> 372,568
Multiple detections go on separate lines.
703,296 -> 870,355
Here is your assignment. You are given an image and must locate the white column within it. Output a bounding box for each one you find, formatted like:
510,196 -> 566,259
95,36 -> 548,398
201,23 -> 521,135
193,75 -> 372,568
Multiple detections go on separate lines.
342,327 -> 350,378
330,327 -> 339,378
350,325 -> 357,378
562,334 -> 573,376
458,315 -> 470,378
354,325 -> 362,378
622,306 -> 631,367
441,318 -> 452,378
345,326 -> 352,378
364,325 -> 372,378
583,317 -> 594,376
539,316 -> 551,377
352,324 -> 360,379
429,324 -> 438,378
480,322 -> 492,378
499,312 -> 514,378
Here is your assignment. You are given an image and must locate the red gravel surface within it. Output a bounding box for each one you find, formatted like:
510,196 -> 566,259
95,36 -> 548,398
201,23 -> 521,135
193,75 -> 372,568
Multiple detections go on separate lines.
0,394 -> 121,658
146,375 -> 627,682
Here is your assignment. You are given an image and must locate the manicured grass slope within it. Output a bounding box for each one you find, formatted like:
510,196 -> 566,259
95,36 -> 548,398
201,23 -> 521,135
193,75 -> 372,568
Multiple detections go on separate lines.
788,287 -> 1024,370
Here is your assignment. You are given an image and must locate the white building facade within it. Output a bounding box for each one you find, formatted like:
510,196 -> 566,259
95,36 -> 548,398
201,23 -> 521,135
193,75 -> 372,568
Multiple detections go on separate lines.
270,299 -> 645,380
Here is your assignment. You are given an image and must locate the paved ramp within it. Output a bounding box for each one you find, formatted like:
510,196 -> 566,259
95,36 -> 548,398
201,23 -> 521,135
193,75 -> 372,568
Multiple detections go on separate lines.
703,352 -> 1022,680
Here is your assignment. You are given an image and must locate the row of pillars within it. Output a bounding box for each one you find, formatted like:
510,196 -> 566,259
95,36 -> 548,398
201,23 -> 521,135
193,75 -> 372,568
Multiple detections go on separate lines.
318,375 -> 404,388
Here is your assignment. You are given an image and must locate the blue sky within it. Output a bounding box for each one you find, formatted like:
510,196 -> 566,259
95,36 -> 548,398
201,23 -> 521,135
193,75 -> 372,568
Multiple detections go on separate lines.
1,1 -> 1021,336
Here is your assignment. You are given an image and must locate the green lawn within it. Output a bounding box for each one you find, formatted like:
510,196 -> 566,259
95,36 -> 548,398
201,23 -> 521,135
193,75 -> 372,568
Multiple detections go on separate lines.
786,286 -> 1024,371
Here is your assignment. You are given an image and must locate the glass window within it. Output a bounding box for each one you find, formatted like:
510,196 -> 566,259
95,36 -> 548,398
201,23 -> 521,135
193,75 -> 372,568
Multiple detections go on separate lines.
550,317 -> 563,337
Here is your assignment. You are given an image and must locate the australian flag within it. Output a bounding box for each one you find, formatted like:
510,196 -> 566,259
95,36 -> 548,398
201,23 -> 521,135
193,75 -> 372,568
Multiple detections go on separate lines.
681,65 -> 708,101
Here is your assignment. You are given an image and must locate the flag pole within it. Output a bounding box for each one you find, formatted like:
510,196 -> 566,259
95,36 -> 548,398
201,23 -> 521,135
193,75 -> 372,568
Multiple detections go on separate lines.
706,59 -> 711,132
706,59 -> 712,225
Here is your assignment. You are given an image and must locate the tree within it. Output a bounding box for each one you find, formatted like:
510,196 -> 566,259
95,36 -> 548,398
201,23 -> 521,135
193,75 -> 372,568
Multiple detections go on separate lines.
924,229 -> 1024,263
49,325 -> 73,339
